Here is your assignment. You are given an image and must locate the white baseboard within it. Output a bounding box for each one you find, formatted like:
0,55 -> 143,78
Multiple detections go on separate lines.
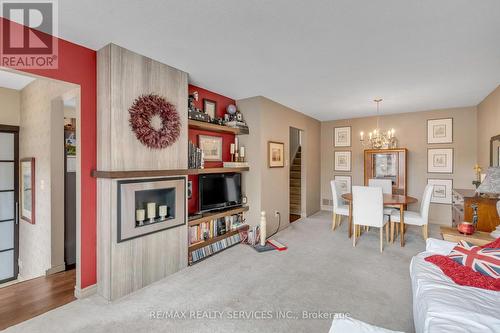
321,205 -> 333,211
75,284 -> 97,299
46,264 -> 66,276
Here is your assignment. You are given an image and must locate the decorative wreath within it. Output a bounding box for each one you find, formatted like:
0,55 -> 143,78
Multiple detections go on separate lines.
129,93 -> 181,149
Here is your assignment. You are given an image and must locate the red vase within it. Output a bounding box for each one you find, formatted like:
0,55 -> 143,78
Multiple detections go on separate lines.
457,222 -> 475,235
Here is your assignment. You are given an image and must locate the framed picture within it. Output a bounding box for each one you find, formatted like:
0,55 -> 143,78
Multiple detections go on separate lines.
427,179 -> 453,204
427,118 -> 453,144
334,126 -> 351,147
20,158 -> 35,224
334,151 -> 351,172
203,99 -> 217,119
334,175 -> 352,193
268,141 -> 285,168
198,135 -> 222,161
427,148 -> 453,173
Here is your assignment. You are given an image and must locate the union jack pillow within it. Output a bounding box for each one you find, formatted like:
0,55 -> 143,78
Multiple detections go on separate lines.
448,240 -> 500,279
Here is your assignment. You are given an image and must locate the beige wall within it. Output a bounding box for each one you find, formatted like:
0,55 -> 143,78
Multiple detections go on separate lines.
321,107 -> 478,225
0,87 -> 21,126
477,85 -> 500,168
237,96 -> 321,234
19,79 -> 75,280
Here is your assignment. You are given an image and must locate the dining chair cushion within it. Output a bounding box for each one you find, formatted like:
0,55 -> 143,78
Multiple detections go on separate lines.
390,210 -> 424,226
383,207 -> 396,216
335,205 -> 350,216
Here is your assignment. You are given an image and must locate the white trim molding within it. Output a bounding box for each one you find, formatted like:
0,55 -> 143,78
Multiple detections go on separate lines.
75,284 -> 97,299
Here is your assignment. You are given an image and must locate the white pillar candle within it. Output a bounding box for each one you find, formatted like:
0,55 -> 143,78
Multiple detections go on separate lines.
159,205 -> 167,218
136,209 -> 145,222
260,211 -> 267,246
230,143 -> 235,154
235,137 -> 239,151
147,202 -> 156,220
240,146 -> 245,158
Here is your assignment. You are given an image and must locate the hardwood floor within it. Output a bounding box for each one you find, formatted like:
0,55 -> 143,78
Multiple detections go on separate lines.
0,269 -> 76,330
290,214 -> 301,223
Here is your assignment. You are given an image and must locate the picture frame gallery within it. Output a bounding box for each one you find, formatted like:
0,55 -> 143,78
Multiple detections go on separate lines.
427,118 -> 453,144
427,148 -> 453,173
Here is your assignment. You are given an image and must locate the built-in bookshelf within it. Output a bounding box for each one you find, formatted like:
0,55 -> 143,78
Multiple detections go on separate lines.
188,207 -> 249,265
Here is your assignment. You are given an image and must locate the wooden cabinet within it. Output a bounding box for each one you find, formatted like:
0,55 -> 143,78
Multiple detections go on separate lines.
364,148 -> 407,195
453,189 -> 500,232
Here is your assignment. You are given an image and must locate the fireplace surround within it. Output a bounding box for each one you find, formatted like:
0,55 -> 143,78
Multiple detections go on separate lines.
117,177 -> 186,242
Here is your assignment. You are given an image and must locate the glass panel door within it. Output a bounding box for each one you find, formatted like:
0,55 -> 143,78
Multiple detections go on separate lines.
0,130 -> 18,283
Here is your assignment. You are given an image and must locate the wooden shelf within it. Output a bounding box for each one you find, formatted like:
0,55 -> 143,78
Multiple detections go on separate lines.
188,224 -> 249,252
91,167 -> 249,179
189,167 -> 249,175
188,119 -> 248,135
188,206 -> 249,226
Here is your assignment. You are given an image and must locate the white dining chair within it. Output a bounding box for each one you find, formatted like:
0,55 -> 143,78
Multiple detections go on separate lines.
390,184 -> 434,241
352,186 -> 389,253
368,178 -> 396,216
330,180 -> 350,231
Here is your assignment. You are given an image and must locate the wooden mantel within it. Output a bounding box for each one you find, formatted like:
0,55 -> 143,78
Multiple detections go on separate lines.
91,167 -> 249,179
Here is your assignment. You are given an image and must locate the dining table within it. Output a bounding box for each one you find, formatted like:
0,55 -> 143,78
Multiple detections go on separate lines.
340,193 -> 418,247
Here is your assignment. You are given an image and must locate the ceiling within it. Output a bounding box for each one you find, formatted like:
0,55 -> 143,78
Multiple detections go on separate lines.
0,70 -> 35,90
58,0 -> 500,120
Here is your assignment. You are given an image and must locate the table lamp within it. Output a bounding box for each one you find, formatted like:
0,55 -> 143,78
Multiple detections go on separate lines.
475,167 -> 500,238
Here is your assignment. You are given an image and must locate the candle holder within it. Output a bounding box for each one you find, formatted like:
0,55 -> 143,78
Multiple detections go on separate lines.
136,209 -> 145,226
159,205 -> 167,221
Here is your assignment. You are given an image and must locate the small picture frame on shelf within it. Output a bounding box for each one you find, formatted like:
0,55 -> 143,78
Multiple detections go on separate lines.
334,151 -> 351,172
427,118 -> 453,144
199,135 -> 223,161
203,99 -> 217,119
334,175 -> 352,193
268,141 -> 285,168
427,178 -> 453,204
427,148 -> 453,173
334,126 -> 351,147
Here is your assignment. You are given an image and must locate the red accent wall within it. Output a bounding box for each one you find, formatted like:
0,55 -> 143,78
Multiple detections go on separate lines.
188,85 -> 235,214
1,18 -> 97,289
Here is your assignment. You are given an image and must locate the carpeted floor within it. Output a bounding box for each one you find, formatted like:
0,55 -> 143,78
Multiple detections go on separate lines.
5,211 -> 440,333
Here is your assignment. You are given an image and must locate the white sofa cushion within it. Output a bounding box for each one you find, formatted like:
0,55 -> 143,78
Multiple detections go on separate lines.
410,249 -> 500,333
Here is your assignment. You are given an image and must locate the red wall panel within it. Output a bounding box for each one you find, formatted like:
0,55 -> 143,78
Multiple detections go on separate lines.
1,18 -> 97,289
188,85 -> 236,214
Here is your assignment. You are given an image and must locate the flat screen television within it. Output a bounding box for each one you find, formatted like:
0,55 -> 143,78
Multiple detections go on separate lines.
199,173 -> 242,213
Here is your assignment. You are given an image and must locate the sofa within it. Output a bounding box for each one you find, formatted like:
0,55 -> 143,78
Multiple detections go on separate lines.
410,238 -> 500,333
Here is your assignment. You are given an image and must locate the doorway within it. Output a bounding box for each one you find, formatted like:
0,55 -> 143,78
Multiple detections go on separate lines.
0,69 -> 81,329
289,127 -> 304,222
0,125 -> 19,284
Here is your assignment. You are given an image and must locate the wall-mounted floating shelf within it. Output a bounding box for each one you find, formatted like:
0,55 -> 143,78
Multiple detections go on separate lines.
91,167 -> 249,179
188,119 -> 248,135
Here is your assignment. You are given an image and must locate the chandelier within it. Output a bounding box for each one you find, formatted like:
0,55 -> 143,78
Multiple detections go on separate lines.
359,99 -> 397,149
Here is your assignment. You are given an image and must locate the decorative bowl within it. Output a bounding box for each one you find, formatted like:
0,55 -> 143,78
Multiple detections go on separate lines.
457,222 -> 475,235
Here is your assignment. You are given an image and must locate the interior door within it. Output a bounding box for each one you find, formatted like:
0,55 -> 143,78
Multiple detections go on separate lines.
0,125 -> 19,284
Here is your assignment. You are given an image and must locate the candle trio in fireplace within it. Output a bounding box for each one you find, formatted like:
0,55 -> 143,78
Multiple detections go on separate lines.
136,202 -> 169,227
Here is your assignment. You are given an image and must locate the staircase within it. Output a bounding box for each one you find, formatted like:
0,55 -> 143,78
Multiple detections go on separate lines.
290,146 -> 301,215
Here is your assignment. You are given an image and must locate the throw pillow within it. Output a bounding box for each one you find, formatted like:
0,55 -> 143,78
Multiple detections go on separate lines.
448,240 -> 500,279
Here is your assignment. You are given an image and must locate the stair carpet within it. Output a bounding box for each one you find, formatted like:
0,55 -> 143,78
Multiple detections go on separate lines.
290,147 -> 301,215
